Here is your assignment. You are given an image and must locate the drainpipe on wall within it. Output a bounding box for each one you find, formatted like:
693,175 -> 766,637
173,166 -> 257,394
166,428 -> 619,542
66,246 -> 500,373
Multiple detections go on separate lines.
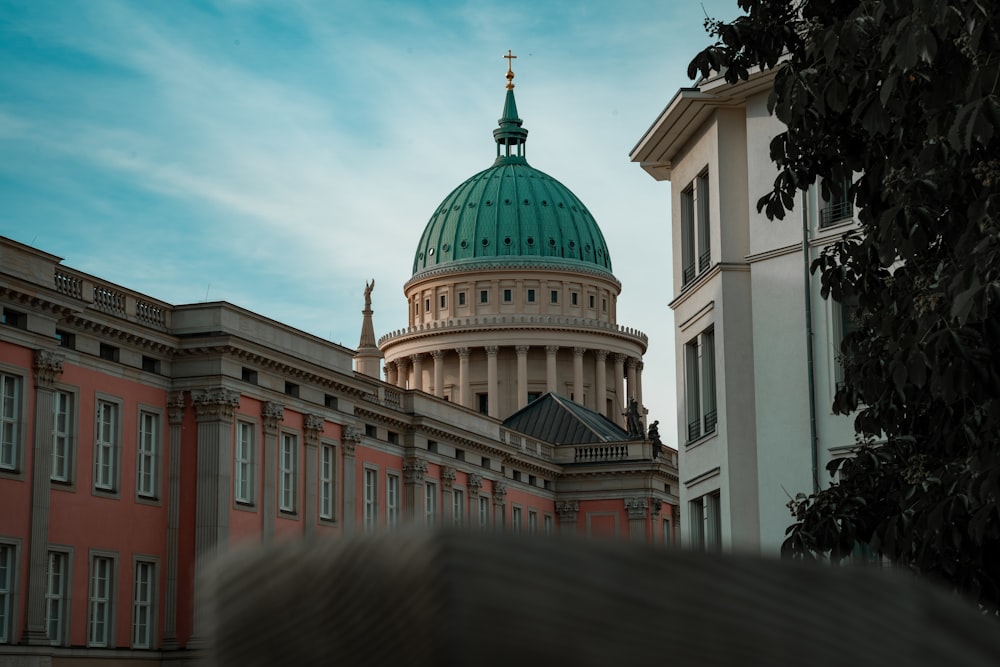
803,189 -> 820,493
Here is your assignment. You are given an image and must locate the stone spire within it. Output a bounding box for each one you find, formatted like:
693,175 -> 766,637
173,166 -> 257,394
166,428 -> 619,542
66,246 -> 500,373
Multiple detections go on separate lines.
354,279 -> 383,378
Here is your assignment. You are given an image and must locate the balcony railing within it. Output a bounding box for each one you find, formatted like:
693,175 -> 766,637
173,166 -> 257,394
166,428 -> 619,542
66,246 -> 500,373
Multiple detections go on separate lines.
820,200 -> 853,228
379,313 -> 648,347
52,268 -> 170,330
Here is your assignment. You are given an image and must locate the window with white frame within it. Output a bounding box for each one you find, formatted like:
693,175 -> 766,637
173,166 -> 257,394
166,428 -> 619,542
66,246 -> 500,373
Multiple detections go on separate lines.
834,294 -> 862,389
684,329 -> 717,442
52,390 -> 73,483
235,422 -> 255,505
689,491 -> 722,552
528,510 -> 538,534
478,496 -> 490,530
88,554 -> 114,647
137,411 -> 159,498
364,468 -> 378,532
319,443 -> 335,520
46,550 -> 69,645
680,170 -> 711,286
0,543 -> 13,643
511,506 -> 522,534
0,373 -> 21,472
386,473 -> 400,529
453,489 -> 464,527
279,433 -> 297,513
132,560 -> 155,649
424,481 -> 437,527
94,400 -> 119,491
544,514 -> 553,536
819,177 -> 853,228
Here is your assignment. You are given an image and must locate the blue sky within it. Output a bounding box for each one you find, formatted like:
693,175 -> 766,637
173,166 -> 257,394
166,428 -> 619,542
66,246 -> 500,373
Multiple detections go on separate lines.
0,0 -> 742,442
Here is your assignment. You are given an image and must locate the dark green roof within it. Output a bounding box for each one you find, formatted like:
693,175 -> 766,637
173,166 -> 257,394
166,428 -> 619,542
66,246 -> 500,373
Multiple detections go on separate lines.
411,88 -> 613,278
502,392 -> 629,445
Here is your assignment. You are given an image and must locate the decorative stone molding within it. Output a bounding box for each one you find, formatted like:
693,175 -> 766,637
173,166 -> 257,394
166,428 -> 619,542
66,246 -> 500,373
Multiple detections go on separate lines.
403,456 -> 428,484
262,401 -> 285,435
492,481 -> 508,504
614,353 -> 628,364
430,350 -> 443,360
626,357 -> 639,370
625,497 -> 649,520
304,414 -> 324,446
467,473 -> 483,495
456,347 -> 470,359
594,349 -> 609,361
409,353 -> 423,363
573,346 -> 586,357
441,466 -> 457,490
545,345 -> 559,355
651,498 -> 663,516
342,426 -> 362,456
192,388 -> 240,422
556,500 -> 580,523
515,345 -> 530,355
485,345 -> 499,356
168,391 -> 186,425
32,349 -> 64,388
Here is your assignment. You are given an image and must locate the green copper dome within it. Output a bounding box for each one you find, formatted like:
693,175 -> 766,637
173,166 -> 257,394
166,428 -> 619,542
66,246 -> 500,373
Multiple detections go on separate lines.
411,86 -> 613,278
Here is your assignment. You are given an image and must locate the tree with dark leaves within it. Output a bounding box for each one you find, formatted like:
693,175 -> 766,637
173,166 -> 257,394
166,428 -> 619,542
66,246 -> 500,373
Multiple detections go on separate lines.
689,0 -> 1000,610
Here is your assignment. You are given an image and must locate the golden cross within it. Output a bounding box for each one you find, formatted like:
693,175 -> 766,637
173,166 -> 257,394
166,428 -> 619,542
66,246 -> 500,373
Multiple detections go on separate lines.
504,49 -> 517,89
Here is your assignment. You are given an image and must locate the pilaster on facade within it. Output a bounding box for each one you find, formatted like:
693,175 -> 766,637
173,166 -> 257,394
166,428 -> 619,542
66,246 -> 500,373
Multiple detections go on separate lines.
303,414 -> 325,537
395,357 -> 409,389
492,481 -> 508,529
163,390 -> 186,649
403,456 -> 428,524
556,500 -> 579,536
25,349 -> 64,644
441,466 -> 457,524
545,345 -> 559,393
515,345 -> 530,409
485,345 -> 499,417
261,401 -> 285,542
573,347 -> 585,406
341,426 -> 362,530
594,349 -> 609,418
431,350 -> 444,397
625,497 -> 649,542
456,347 -> 470,407
409,354 -> 424,392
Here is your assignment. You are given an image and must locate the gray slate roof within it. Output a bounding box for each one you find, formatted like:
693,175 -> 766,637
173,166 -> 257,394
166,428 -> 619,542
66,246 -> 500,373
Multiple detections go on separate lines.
501,392 -> 629,445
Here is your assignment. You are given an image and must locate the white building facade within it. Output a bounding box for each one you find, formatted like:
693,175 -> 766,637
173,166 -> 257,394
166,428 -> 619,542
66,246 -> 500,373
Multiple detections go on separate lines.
631,69 -> 857,554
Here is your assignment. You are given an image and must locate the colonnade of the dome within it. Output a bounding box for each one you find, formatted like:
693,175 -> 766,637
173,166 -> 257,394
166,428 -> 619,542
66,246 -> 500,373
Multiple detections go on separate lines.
382,343 -> 644,426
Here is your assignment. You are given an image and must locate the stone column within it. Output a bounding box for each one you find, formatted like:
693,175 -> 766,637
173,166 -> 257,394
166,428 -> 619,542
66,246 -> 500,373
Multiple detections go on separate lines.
636,360 -> 645,414
261,401 -> 285,542
573,347 -> 585,405
485,346 -> 499,418
403,456 -> 427,525
410,354 -> 424,392
467,474 -> 483,529
625,497 -> 649,542
162,391 -> 185,649
457,347 -> 470,408
24,350 -> 63,644
492,482 -> 508,530
594,350 -> 608,418
515,345 -> 529,409
545,345 -> 559,394
441,466 -> 456,525
386,361 -> 398,387
191,387 -> 240,646
626,357 -> 638,402
395,358 -> 409,389
341,427 -> 361,530
431,350 -> 444,398
303,414 -> 324,538
613,354 -> 626,427
556,501 -> 579,537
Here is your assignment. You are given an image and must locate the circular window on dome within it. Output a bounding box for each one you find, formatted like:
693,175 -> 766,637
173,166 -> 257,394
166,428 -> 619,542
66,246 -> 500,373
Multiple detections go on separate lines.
572,206 -> 578,212
482,238 -> 490,247
428,248 -> 435,256
418,252 -> 424,260
442,244 -> 451,252
523,199 -> 530,205
460,240 -> 468,249
542,200 -> 548,206
548,238 -> 556,247
504,236 -> 512,245
468,202 -> 475,208
585,244 -> 592,252
526,237 -> 535,246
558,202 -> 565,208
569,241 -> 576,248
486,200 -> 493,206
453,205 -> 460,211
504,199 -> 511,205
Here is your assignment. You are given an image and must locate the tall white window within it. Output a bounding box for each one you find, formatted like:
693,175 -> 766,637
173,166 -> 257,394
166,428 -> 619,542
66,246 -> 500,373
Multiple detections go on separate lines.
685,329 -> 717,442
88,555 -> 114,647
319,444 -> 335,520
544,514 -> 553,536
386,473 -> 400,529
234,422 -> 255,505
528,510 -> 538,534
0,544 -> 13,643
364,468 -> 378,532
132,560 -> 155,648
46,551 -> 69,645
690,491 -> 722,552
453,489 -> 464,527
680,170 -> 711,286
0,373 -> 21,471
94,400 -> 118,491
479,496 -> 490,530
52,391 -> 72,482
512,506 -> 522,534
834,295 -> 862,388
424,481 -> 437,527
279,433 -> 297,513
137,411 -> 159,498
